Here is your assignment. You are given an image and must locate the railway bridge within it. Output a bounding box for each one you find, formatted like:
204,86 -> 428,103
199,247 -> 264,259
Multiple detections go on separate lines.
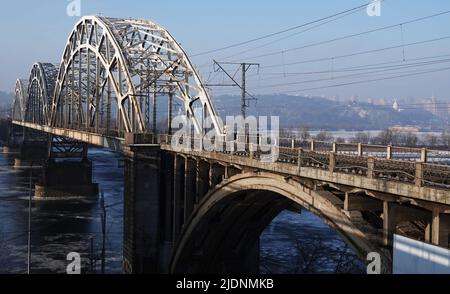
7,16 -> 450,273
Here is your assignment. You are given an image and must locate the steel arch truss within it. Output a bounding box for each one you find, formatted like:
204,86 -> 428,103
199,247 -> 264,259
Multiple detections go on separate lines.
13,79 -> 28,121
50,16 -> 223,136
26,63 -> 59,125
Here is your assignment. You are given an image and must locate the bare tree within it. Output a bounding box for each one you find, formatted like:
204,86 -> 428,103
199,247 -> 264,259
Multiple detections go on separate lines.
351,132 -> 371,144
400,132 -> 418,147
315,131 -> 334,142
280,128 -> 294,138
423,134 -> 439,147
335,137 -> 346,143
299,126 -> 311,140
441,130 -> 450,148
374,129 -> 394,145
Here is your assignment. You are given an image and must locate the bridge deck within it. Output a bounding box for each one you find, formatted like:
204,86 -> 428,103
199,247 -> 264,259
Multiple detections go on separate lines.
13,120 -> 123,150
12,120 -> 450,207
159,135 -> 450,208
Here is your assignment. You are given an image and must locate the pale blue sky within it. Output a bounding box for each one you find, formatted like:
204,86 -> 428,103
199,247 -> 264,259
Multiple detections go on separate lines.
0,0 -> 449,101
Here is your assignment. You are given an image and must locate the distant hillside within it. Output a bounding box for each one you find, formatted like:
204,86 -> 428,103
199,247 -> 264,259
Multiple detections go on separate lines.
212,94 -> 443,131
0,91 -> 12,107
0,90 -> 444,131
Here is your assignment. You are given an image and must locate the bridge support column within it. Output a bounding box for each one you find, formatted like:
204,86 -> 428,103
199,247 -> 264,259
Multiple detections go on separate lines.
431,209 -> 450,248
160,152 -> 174,271
33,136 -> 98,197
344,193 -> 382,211
14,129 -> 49,167
0,119 -> 12,147
196,159 -> 210,201
184,157 -> 196,222
383,201 -> 432,246
123,146 -> 162,273
383,201 -> 397,247
4,122 -> 23,151
173,155 -> 185,240
225,165 -> 241,179
209,163 -> 225,187
35,158 -> 98,197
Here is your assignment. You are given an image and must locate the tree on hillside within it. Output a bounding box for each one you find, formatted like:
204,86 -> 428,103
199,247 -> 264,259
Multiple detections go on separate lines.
351,132 -> 371,144
374,129 -> 394,145
336,137 -> 346,143
299,126 -> 311,140
315,131 -> 334,142
399,132 -> 418,147
423,134 -> 439,147
441,130 -> 450,148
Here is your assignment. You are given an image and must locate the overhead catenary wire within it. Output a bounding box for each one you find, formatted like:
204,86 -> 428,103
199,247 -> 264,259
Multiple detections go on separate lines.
207,52 -> 450,96
227,10 -> 450,62
248,58 -> 450,89
255,66 -> 450,94
191,7 -> 450,104
216,5 -> 369,62
259,35 -> 450,69
190,2 -> 375,57
245,53 -> 450,77
205,37 -> 450,91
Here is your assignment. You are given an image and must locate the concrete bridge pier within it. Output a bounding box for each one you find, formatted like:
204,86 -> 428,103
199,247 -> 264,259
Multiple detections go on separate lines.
123,145 -> 165,273
121,147 -> 261,273
33,136 -> 98,198
4,121 -> 24,152
34,158 -> 99,197
382,202 -> 433,246
431,209 -> 450,248
13,129 -> 48,167
172,155 -> 185,241
196,159 -> 210,201
160,152 -> 174,272
184,157 -> 197,222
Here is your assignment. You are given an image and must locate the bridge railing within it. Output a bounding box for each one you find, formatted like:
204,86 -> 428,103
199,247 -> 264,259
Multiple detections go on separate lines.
159,134 -> 450,189
273,137 -> 450,166
423,163 -> 450,188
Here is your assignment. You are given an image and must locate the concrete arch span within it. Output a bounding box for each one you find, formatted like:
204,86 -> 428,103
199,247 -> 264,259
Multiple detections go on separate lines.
170,172 -> 391,273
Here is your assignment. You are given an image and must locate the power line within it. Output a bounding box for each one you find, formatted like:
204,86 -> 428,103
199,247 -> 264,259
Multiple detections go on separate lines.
207,53 -> 450,95
248,53 -> 450,77
261,35 -> 450,69
190,2 -> 375,57
228,10 -> 450,62
249,58 -> 450,89
217,5 -> 368,61
255,66 -> 450,94
210,52 -> 450,93
194,4 -> 371,70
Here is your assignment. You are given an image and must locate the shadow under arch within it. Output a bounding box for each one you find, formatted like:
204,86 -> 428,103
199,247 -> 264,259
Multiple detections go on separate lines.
170,172 -> 391,274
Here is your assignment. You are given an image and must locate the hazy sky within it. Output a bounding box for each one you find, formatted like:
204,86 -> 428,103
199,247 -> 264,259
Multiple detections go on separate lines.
0,0 -> 449,102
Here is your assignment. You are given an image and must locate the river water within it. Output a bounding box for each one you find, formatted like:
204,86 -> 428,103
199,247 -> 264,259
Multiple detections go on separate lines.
0,148 -> 365,274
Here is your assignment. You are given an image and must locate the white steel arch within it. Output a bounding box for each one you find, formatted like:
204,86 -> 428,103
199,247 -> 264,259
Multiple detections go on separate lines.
13,79 -> 28,121
50,16 -> 224,137
26,63 -> 59,125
